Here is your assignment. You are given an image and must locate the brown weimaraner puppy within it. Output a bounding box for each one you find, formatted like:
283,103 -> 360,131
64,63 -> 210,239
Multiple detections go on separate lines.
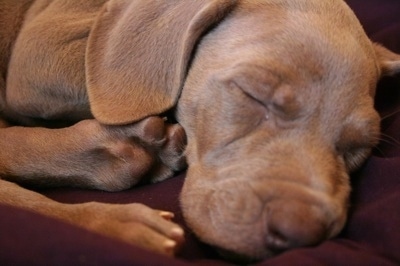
1,0 -> 400,262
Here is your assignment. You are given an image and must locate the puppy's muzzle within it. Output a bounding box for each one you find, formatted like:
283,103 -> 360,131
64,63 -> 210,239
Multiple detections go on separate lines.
181,140 -> 349,261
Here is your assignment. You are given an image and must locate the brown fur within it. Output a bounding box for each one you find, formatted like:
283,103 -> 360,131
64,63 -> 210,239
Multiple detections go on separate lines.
1,0 -> 400,261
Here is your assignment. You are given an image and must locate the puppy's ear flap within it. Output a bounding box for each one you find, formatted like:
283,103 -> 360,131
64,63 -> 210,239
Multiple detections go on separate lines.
374,43 -> 400,76
86,0 -> 237,125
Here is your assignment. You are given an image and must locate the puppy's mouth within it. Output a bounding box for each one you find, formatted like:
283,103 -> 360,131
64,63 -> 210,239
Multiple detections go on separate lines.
180,164 -> 348,262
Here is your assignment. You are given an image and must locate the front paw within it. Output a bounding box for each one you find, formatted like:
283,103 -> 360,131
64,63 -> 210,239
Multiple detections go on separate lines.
73,202 -> 185,256
160,123 -> 187,171
148,123 -> 187,183
109,116 -> 187,183
75,117 -> 186,191
126,116 -> 187,172
89,140 -> 156,191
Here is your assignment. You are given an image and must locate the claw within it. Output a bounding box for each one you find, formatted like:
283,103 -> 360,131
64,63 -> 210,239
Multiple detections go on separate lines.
160,211 -> 175,220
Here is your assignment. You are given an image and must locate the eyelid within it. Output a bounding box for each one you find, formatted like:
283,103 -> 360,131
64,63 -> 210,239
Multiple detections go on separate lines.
233,80 -> 304,123
227,65 -> 281,105
233,81 -> 268,108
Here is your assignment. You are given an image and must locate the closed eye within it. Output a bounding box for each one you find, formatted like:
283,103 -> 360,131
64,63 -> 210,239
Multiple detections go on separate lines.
235,81 -> 268,109
336,134 -> 379,172
336,116 -> 380,172
342,146 -> 372,172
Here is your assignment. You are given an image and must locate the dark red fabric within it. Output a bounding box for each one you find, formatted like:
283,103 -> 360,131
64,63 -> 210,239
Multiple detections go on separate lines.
1,0 -> 399,265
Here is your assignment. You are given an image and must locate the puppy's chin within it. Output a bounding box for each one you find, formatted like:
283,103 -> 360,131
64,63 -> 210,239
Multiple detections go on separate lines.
180,166 -> 348,261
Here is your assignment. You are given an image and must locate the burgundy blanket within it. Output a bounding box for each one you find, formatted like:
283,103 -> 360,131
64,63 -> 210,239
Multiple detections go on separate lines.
1,0 -> 399,265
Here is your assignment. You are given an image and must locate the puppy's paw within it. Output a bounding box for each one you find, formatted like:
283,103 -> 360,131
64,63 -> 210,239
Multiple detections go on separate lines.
75,117 -> 186,190
75,202 -> 185,256
117,117 -> 187,183
160,123 -> 187,171
146,123 -> 187,183
91,141 -> 155,191
126,116 -> 168,145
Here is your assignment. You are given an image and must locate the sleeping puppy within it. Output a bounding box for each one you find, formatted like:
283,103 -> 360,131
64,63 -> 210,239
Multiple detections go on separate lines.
1,0 -> 400,262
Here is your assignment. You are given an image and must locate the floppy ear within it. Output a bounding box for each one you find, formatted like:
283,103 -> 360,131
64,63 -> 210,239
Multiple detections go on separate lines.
86,0 -> 237,125
374,43 -> 400,76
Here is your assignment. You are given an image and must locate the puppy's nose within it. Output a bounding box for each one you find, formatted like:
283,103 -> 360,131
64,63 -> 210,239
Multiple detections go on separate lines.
266,201 -> 327,253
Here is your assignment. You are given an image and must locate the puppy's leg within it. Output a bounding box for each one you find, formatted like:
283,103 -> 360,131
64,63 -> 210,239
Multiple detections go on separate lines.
0,116 -> 186,254
0,179 -> 184,256
146,121 -> 187,183
0,116 -> 186,191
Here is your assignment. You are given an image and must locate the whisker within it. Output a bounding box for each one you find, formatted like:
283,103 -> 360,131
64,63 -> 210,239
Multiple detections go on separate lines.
380,108 -> 400,121
378,133 -> 400,147
369,134 -> 400,157
372,145 -> 386,157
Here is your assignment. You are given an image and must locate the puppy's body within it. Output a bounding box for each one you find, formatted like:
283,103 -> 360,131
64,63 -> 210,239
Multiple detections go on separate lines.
1,0 -> 400,261
1,0 -> 188,256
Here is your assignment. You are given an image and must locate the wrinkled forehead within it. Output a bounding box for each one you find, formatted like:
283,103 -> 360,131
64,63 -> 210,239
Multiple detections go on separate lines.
201,0 -> 382,132
224,0 -> 380,91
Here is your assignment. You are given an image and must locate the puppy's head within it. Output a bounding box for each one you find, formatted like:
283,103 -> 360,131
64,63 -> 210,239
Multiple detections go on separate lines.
86,0 -> 400,261
178,0 -> 400,261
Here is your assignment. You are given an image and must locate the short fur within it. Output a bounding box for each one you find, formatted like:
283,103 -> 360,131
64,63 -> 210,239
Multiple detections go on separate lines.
1,0 -> 400,261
